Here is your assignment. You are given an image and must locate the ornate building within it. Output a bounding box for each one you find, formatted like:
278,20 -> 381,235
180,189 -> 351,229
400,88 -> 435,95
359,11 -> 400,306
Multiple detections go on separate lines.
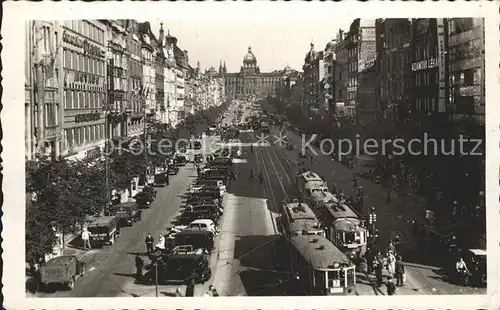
222,46 -> 282,99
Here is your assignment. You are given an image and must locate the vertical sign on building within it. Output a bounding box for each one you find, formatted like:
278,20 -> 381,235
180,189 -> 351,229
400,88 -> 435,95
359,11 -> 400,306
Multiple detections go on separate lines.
437,18 -> 447,113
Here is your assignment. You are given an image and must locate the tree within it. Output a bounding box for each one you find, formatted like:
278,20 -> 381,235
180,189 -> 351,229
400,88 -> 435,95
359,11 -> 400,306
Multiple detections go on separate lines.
108,150 -> 145,192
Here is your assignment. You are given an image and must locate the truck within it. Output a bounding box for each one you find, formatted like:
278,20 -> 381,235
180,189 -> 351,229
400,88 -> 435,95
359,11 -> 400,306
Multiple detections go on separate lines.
39,248 -> 86,291
112,202 -> 142,227
87,216 -> 120,248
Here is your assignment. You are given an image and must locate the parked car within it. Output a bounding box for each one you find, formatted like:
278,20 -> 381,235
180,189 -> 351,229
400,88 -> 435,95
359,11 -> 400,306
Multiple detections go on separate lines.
174,230 -> 215,253
112,202 -> 142,227
142,253 -> 211,285
186,219 -> 218,235
168,165 -> 180,175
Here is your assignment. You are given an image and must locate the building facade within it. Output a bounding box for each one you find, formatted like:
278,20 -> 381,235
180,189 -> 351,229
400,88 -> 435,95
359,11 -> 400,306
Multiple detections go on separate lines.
357,62 -> 377,126
375,18 -> 413,126
138,22 -> 156,117
334,30 -> 350,116
302,43 -> 324,115
155,25 -> 166,122
62,20 -> 108,160
25,21 -> 65,160
223,46 -> 282,100
125,20 -> 144,138
447,18 -> 485,134
411,18 -> 448,132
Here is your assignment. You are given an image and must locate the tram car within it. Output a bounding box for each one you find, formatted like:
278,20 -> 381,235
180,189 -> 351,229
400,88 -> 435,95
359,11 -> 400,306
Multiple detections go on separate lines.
296,171 -> 329,201
281,200 -> 324,237
317,201 -> 368,260
288,235 -> 356,295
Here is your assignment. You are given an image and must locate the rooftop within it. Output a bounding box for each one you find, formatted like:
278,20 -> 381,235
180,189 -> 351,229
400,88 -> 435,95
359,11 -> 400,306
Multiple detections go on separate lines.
290,235 -> 351,269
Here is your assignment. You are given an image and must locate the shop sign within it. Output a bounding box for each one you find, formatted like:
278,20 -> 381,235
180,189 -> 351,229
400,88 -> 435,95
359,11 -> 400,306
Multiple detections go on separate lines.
437,19 -> 446,113
75,111 -> 101,123
63,31 -> 105,58
65,70 -> 104,88
411,58 -> 438,72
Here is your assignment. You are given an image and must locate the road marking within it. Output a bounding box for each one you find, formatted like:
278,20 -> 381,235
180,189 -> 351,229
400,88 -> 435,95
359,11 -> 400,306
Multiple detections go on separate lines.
88,266 -> 96,272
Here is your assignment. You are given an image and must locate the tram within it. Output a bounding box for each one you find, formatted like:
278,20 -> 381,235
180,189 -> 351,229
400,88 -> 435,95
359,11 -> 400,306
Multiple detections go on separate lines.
317,201 -> 368,259
288,235 -> 356,295
281,200 -> 324,237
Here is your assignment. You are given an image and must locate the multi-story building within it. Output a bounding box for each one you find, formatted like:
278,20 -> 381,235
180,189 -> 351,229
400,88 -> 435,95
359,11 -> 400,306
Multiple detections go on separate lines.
155,24 -> 166,122
344,19 -> 376,120
62,20 -> 108,160
447,18 -> 485,134
333,29 -> 349,116
323,39 -> 337,114
125,20 -> 144,138
173,44 -> 188,124
25,21 -> 65,160
302,43 -> 324,115
223,46 -> 282,100
375,19 -> 413,126
104,20 -> 129,143
163,32 -> 176,125
411,18 -> 448,132
357,62 -> 377,126
138,22 -> 156,117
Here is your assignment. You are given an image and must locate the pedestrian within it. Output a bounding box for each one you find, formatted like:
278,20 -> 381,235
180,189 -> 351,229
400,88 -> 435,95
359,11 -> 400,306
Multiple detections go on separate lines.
212,288 -> 219,296
386,190 -> 392,205
145,233 -> 154,253
197,166 -> 201,176
374,256 -> 384,287
339,190 -> 345,199
352,177 -> 357,189
359,256 -> 368,274
386,276 -> 396,295
387,242 -> 396,254
231,170 -> 236,180
135,255 -> 144,280
330,183 -> 337,196
387,251 -> 396,278
82,227 -> 92,251
395,255 -> 405,286
357,186 -> 363,198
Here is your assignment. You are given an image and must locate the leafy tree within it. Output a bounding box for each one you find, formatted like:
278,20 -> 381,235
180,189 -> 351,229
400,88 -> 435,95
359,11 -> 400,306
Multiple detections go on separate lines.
108,150 -> 145,192
26,198 -> 57,263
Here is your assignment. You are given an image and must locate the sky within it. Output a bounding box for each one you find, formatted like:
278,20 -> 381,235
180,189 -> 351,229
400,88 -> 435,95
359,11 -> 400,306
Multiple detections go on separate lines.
146,20 -> 352,73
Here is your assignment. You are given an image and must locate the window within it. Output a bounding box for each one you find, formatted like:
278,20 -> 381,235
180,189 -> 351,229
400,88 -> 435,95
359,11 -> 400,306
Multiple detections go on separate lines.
45,102 -> 57,126
72,51 -> 77,69
451,18 -> 474,34
78,91 -> 84,109
79,54 -> 83,71
463,69 -> 474,86
66,129 -> 73,148
65,90 -> 72,109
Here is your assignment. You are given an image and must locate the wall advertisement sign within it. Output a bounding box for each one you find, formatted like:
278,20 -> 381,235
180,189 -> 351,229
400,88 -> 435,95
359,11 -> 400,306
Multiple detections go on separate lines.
411,58 -> 438,71
63,31 -> 105,58
64,70 -> 105,88
437,19 -> 446,113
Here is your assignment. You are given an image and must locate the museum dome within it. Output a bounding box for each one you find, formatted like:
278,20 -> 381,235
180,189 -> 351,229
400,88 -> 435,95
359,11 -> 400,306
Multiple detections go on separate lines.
243,46 -> 257,64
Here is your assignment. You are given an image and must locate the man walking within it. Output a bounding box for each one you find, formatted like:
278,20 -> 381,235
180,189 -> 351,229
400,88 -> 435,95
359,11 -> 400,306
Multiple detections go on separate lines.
386,276 -> 396,295
395,255 -> 405,286
145,233 -> 154,253
135,255 -> 144,281
82,227 -> 92,251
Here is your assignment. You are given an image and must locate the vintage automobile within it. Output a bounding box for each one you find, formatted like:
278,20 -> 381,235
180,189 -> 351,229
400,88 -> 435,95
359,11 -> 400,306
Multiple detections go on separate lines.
154,172 -> 170,187
39,248 -> 86,291
174,230 -> 215,253
189,188 -> 223,201
142,252 -> 211,285
113,202 -> 142,227
168,165 -> 180,175
183,206 -> 220,224
135,191 -> 155,208
87,216 -> 120,248
186,196 -> 221,206
186,219 -> 218,235
194,154 -> 204,163
464,248 -> 487,287
175,155 -> 188,166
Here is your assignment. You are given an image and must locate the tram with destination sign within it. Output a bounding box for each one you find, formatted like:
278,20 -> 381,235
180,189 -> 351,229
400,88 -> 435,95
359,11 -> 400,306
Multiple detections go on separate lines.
288,235 -> 356,295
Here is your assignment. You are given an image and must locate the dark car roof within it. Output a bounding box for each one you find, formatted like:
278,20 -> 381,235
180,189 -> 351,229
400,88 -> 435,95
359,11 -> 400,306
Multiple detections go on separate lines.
175,230 -> 213,237
113,202 -> 138,209
88,216 -> 116,227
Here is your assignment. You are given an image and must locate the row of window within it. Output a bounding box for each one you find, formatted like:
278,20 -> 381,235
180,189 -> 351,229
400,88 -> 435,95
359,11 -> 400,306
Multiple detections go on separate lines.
348,77 -> 358,87
65,124 -> 105,149
107,76 -> 128,91
416,96 -> 436,112
451,68 -> 481,87
64,90 -> 105,110
63,20 -> 105,45
338,47 -> 359,62
415,71 -> 438,87
64,49 -> 106,76
348,62 -> 358,73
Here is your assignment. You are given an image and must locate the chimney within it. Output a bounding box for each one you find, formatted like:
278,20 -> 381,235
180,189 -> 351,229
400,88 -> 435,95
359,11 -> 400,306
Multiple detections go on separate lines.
158,22 -> 164,47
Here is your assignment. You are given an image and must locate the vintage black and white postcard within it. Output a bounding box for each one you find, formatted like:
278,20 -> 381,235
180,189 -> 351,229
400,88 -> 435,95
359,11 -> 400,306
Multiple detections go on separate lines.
2,1 -> 499,309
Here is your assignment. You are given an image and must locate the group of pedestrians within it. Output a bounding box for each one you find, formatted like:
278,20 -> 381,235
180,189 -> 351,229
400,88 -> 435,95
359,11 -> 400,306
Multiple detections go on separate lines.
360,242 -> 406,295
